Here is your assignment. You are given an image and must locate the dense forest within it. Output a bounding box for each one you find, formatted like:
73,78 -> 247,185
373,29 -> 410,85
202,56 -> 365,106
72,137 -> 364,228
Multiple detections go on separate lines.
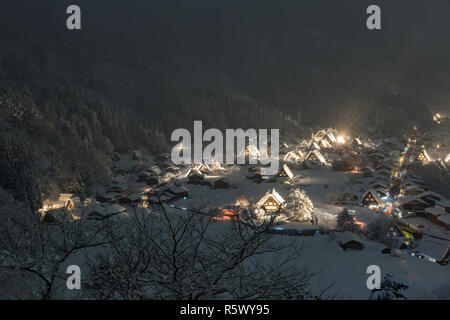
1,0 -> 450,207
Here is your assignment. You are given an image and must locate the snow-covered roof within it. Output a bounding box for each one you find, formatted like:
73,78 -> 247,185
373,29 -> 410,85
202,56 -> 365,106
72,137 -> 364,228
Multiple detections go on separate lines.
283,151 -> 300,162
404,185 -> 425,193
437,214 -> 450,227
425,206 -> 447,217
416,234 -> 450,261
436,199 -> 450,209
256,189 -> 286,207
375,163 -> 393,170
338,231 -> 365,245
306,150 -> 326,163
397,196 -> 428,206
361,189 -> 382,204
309,142 -> 321,150
278,164 -> 294,179
320,139 -> 332,148
239,145 -> 261,157
419,191 -> 443,201
325,132 -> 336,143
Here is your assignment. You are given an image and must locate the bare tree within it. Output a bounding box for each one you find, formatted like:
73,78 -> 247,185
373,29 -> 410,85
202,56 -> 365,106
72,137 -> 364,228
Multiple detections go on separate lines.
0,200 -> 105,299
84,203 -> 324,300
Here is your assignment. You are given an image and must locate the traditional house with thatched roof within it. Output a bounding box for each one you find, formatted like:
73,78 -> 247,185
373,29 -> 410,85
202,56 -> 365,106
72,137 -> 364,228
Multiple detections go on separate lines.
360,190 -> 382,208
305,150 -> 326,164
239,145 -> 261,159
58,194 -> 80,210
397,196 -> 429,215
283,151 -> 300,163
277,164 -> 294,180
324,132 -> 337,145
256,189 -> 286,213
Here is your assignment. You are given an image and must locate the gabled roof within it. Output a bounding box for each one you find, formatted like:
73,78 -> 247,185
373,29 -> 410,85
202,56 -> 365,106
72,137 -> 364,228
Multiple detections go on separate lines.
299,140 -> 310,148
283,151 -> 300,162
279,142 -> 289,151
437,214 -> 450,227
361,189 -> 382,204
195,163 -> 211,172
436,199 -> 450,209
425,206 -> 447,217
375,163 -> 393,171
256,189 -> 286,208
309,142 -> 321,150
296,149 -> 304,159
419,191 -> 443,201
320,139 -> 332,148
185,167 -> 203,178
314,129 -> 327,141
403,185 -> 425,193
397,196 -> 428,207
416,234 -> 450,262
325,132 -> 337,143
278,164 -> 294,179
239,145 -> 261,157
306,150 -> 326,163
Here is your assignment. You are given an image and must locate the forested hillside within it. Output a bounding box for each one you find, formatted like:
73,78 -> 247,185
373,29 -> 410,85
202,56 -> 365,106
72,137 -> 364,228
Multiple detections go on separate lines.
1,0 -> 450,208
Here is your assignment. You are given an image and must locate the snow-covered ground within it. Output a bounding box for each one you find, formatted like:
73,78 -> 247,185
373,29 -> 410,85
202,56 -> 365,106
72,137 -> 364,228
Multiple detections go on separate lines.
64,150 -> 448,300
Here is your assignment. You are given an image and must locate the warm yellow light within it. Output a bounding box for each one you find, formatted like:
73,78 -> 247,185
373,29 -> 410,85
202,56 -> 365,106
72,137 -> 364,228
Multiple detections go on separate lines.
337,136 -> 346,144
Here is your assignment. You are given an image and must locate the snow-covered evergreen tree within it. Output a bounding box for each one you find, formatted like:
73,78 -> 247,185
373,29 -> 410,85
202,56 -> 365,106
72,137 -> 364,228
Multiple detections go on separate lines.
369,274 -> 409,300
336,209 -> 359,232
284,188 -> 314,222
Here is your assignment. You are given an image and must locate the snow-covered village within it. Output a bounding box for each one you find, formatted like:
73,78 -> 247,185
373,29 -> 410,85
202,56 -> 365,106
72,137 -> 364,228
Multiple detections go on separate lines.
0,1 -> 450,305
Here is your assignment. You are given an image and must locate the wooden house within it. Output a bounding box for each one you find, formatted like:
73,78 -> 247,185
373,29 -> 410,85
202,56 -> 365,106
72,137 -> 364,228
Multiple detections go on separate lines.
239,145 -> 261,159
283,151 -> 300,163
397,196 -> 429,215
306,150 -> 326,164
360,190 -> 382,208
277,164 -> 294,180
256,189 -> 286,213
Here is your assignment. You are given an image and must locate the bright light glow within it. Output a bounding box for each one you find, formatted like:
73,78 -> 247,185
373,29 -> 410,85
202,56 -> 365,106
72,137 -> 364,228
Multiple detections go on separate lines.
337,136 -> 346,144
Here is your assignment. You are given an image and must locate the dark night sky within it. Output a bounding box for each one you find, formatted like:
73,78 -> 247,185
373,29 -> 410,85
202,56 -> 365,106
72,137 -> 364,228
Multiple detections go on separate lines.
2,0 -> 450,124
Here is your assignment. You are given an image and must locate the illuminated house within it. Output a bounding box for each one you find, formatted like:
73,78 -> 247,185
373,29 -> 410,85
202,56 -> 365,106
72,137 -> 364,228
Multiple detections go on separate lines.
256,189 -> 286,213
296,149 -> 304,160
308,141 -> 321,150
351,137 -> 362,146
414,149 -> 431,162
277,164 -> 294,180
299,140 -> 310,149
195,163 -> 212,174
313,130 -> 327,142
239,145 -> 261,159
324,132 -> 337,145
283,151 -> 300,163
445,153 -> 450,163
305,150 -> 326,164
58,193 -> 80,210
279,142 -> 290,154
360,190 -> 382,208
319,138 -> 332,148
